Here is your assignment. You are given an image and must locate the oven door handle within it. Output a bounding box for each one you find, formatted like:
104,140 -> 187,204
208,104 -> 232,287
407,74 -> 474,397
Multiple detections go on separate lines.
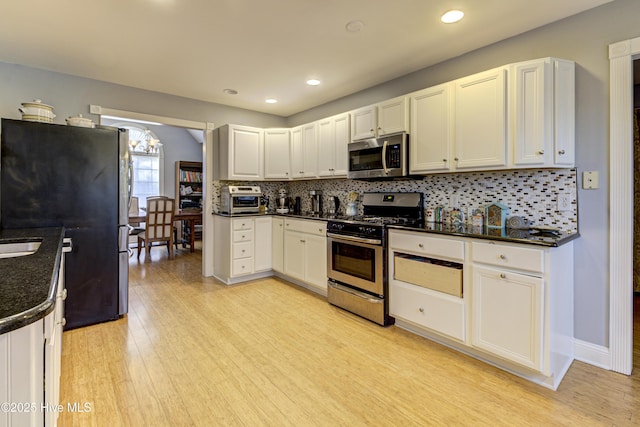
327,232 -> 382,245
329,281 -> 383,303
382,139 -> 388,175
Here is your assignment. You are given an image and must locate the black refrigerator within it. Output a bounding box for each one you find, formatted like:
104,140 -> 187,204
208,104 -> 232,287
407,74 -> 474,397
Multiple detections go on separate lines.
1,118 -> 129,330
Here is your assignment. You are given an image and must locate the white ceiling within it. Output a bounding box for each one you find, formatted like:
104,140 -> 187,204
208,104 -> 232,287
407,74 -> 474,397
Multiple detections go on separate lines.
0,0 -> 613,117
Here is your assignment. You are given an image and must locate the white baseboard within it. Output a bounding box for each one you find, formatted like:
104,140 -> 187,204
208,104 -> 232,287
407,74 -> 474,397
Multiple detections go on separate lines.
573,338 -> 611,370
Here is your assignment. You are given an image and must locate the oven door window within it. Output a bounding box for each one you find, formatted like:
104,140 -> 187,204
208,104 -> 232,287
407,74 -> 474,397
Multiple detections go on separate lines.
233,196 -> 258,208
331,240 -> 376,282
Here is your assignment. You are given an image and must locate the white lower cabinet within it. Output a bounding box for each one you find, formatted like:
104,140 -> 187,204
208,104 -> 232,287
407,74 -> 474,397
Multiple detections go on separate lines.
283,218 -> 327,294
388,229 -> 574,390
213,216 -> 273,284
471,265 -> 543,371
271,217 -> 284,273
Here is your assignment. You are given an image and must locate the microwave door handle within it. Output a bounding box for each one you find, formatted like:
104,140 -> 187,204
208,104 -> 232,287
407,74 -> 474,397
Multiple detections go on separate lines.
382,139 -> 388,174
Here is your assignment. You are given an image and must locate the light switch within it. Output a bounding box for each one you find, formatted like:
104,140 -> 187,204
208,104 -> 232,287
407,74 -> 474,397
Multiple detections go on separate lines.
583,171 -> 599,189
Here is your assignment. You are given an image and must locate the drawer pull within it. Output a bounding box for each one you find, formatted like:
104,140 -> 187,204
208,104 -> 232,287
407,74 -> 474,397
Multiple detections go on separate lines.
300,239 -> 306,243
500,273 -> 506,279
558,149 -> 566,155
418,307 -> 424,313
499,254 -> 506,260
418,243 -> 424,248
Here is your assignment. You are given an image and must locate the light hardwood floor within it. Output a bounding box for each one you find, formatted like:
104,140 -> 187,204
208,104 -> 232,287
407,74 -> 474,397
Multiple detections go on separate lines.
59,246 -> 640,426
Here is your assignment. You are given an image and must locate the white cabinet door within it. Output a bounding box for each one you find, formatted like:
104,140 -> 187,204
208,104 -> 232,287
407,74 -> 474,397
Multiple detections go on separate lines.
350,105 -> 377,140
264,128 -> 291,179
254,216 -> 272,272
290,124 -> 317,179
290,126 -> 304,179
272,217 -> 284,273
454,68 -> 507,170
512,59 -> 552,166
284,230 -> 306,281
332,113 -> 350,176
377,95 -> 409,136
302,122 -> 318,178
317,113 -> 350,177
317,117 -> 334,177
552,59 -> 575,166
218,124 -> 264,180
304,233 -> 327,291
409,83 -> 452,173
472,265 -> 544,371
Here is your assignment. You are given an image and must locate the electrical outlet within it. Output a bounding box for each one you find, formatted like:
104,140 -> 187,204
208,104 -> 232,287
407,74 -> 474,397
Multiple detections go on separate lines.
557,193 -> 571,211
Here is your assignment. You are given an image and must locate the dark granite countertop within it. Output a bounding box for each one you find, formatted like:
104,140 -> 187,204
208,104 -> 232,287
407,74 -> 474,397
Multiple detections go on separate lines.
388,223 -> 579,247
0,227 -> 64,334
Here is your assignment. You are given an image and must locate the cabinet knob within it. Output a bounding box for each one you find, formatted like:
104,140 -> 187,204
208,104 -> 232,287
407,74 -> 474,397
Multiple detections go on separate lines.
499,254 -> 506,260
285,172 -> 289,175
242,235 -> 246,239
538,150 -> 545,155
418,243 -> 424,248
319,228 -> 323,232
62,318 -> 67,327
500,273 -> 506,279
370,128 -> 375,132
300,239 -> 306,243
241,249 -> 245,253
418,307 -> 424,313
443,158 -> 447,162
62,289 -> 68,300
558,149 -> 566,155
454,157 -> 459,161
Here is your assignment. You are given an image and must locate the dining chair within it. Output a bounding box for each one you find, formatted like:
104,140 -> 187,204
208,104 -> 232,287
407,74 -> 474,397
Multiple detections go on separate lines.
137,196 -> 176,261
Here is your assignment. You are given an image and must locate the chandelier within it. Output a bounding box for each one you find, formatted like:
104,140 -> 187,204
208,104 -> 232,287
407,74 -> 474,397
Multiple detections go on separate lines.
129,129 -> 161,154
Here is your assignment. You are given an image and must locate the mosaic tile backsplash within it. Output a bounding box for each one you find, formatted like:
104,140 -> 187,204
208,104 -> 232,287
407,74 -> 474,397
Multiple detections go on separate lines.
213,168 -> 578,233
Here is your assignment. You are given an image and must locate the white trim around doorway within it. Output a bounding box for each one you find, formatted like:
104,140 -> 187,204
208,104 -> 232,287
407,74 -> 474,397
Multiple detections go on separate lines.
608,37 -> 638,375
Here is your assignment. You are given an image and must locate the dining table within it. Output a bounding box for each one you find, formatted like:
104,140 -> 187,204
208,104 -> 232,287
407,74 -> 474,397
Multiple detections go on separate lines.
129,209 -> 202,253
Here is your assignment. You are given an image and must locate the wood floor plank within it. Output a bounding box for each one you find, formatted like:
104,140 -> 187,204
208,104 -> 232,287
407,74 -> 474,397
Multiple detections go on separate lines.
58,245 -> 640,426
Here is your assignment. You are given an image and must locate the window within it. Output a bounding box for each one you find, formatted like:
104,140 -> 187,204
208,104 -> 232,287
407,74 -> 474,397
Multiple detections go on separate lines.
121,124 -> 164,209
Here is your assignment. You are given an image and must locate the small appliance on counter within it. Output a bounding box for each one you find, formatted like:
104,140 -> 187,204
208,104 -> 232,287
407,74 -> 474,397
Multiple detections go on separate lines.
276,188 -> 289,214
327,196 -> 340,216
220,185 -> 261,214
309,190 -> 323,215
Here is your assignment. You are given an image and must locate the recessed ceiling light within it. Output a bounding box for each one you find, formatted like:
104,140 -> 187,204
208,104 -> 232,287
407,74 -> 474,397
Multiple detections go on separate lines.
265,98 -> 278,104
223,88 -> 238,95
306,79 -> 321,86
441,10 -> 464,24
345,20 -> 364,33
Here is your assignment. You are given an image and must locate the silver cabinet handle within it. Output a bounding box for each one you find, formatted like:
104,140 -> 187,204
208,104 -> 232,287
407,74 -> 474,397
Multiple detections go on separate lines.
538,150 -> 545,155
558,149 -> 566,155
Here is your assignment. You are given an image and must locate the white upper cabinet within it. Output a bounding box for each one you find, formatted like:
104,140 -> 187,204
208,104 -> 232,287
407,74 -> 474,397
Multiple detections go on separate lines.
377,95 -> 410,136
216,124 -> 264,181
511,58 -> 575,168
409,83 -> 453,173
317,113 -> 350,177
454,67 -> 508,170
264,128 -> 291,180
350,96 -> 409,141
290,122 -> 318,179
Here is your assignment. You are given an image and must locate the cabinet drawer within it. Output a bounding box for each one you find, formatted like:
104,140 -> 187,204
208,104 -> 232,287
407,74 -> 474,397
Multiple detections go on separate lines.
472,241 -> 544,273
233,241 -> 253,259
284,219 -> 327,236
233,218 -> 254,231
390,281 -> 465,341
389,231 -> 464,262
232,258 -> 253,276
233,229 -> 254,243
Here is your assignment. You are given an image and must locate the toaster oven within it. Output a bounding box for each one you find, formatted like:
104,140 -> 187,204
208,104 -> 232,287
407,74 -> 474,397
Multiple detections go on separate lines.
220,185 -> 261,214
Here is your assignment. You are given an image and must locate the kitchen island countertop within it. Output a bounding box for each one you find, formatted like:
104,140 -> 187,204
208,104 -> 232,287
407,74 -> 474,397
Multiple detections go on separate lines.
0,227 -> 64,334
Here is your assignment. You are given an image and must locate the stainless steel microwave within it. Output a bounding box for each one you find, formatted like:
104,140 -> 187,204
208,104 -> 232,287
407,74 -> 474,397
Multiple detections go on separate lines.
347,133 -> 408,179
220,185 -> 261,214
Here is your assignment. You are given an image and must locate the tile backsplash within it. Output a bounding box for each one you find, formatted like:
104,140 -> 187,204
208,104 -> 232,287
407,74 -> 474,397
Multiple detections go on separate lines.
214,168 -> 578,233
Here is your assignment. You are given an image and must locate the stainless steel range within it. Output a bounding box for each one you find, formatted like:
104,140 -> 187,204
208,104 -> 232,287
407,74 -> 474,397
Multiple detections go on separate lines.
326,192 -> 424,325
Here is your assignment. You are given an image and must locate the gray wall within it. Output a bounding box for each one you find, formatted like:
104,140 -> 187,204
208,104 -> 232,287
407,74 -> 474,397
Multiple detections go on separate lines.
0,62 -> 287,131
286,0 -> 640,347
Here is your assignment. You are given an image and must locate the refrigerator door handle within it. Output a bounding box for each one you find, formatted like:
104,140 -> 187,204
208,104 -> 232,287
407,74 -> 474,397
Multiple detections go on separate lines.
118,225 -> 130,252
